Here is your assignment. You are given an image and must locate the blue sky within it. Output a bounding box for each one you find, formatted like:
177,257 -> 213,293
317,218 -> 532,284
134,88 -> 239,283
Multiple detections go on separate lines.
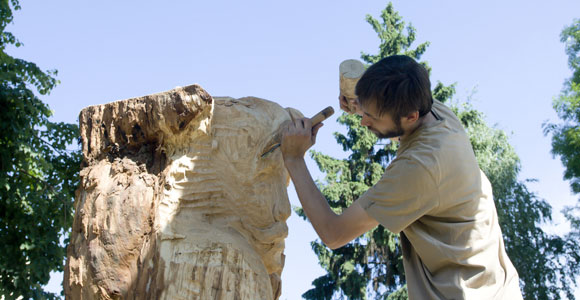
7,1 -> 580,299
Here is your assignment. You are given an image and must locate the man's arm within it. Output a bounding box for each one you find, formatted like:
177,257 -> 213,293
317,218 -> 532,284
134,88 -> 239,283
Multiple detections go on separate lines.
281,118 -> 378,249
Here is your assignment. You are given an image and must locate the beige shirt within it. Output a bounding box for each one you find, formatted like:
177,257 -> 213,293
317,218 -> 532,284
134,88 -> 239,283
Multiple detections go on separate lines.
358,100 -> 523,299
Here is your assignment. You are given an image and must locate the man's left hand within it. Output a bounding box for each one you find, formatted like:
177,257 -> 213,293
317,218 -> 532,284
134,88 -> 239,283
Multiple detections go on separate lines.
280,118 -> 323,162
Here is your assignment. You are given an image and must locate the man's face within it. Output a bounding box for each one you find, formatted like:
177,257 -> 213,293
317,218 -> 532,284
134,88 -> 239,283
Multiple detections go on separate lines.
359,100 -> 404,139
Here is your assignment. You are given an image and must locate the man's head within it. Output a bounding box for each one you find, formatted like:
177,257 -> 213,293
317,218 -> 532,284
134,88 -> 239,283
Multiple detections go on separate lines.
355,55 -> 432,139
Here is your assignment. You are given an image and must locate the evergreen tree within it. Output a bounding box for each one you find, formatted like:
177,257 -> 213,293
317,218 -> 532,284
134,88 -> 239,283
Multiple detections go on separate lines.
0,1 -> 81,298
298,3 -> 579,299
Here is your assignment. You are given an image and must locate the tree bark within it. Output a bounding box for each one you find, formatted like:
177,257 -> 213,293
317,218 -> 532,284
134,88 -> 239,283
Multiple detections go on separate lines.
65,84 -> 299,300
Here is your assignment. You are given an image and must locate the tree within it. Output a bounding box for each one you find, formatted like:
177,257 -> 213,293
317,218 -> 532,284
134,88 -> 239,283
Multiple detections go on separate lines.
298,3 -> 579,299
0,1 -> 81,299
457,101 -> 579,300
545,19 -> 580,241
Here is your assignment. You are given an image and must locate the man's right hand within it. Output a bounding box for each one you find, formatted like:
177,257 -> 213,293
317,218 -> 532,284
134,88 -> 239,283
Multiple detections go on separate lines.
339,94 -> 363,116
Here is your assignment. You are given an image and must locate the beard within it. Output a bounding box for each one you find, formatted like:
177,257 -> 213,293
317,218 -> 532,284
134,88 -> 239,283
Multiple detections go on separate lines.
371,127 -> 404,139
369,120 -> 404,139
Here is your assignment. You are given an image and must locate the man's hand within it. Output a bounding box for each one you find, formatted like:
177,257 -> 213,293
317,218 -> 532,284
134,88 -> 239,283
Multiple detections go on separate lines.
280,118 -> 323,163
339,93 -> 363,116
281,115 -> 379,250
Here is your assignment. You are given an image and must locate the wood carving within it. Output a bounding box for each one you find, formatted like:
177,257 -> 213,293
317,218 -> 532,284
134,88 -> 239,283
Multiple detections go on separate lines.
64,84 -> 302,300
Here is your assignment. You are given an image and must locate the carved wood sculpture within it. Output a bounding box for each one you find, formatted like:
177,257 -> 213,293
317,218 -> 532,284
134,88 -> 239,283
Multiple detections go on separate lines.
64,84 -> 302,300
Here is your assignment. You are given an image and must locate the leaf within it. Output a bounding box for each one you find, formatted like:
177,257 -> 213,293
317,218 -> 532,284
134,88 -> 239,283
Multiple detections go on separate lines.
0,1 -> 81,299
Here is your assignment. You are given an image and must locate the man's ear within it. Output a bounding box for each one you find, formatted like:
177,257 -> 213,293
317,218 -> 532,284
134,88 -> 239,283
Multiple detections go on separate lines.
403,111 -> 420,125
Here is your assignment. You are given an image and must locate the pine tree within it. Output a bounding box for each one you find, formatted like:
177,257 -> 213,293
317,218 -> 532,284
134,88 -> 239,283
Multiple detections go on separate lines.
298,3 -> 579,299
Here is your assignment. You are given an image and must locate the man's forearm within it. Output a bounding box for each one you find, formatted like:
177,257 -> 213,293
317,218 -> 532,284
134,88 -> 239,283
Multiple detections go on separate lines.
284,158 -> 339,246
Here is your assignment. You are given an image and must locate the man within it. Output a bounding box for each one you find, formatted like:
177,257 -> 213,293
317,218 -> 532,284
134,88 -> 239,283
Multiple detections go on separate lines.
280,55 -> 523,299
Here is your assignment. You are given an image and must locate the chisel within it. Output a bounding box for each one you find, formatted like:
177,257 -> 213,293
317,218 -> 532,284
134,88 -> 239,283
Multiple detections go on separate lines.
260,106 -> 334,158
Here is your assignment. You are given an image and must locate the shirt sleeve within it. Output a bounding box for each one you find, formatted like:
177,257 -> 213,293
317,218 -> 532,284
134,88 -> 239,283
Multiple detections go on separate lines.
357,156 -> 439,234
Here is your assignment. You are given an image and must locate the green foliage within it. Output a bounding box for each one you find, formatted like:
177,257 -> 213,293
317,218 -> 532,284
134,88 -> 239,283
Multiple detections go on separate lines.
360,3 -> 429,66
545,19 -> 580,195
544,18 -> 580,299
385,285 -> 407,300
299,3 -> 579,299
0,1 -> 81,299
562,20 -> 580,87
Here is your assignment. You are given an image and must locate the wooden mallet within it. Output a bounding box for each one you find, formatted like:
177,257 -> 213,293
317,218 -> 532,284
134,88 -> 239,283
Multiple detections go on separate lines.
339,59 -> 365,113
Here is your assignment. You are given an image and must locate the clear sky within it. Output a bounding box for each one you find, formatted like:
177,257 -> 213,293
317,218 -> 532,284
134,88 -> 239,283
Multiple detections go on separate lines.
7,1 -> 580,299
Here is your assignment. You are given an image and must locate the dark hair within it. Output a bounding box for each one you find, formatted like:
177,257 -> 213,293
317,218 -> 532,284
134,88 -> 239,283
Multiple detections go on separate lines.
355,55 -> 432,120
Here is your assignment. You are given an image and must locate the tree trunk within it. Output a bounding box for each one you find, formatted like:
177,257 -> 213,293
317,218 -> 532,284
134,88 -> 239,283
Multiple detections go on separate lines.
64,84 -> 300,300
